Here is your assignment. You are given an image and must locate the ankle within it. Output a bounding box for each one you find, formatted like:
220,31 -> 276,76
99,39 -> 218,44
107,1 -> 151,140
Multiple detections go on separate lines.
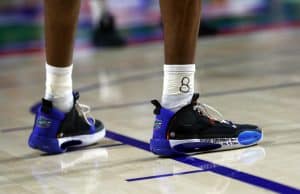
161,64 -> 195,112
44,63 -> 74,112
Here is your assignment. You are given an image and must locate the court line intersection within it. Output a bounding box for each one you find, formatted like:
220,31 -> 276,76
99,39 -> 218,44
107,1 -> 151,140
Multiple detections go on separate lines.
106,130 -> 300,193
2,73 -> 300,192
1,126 -> 300,193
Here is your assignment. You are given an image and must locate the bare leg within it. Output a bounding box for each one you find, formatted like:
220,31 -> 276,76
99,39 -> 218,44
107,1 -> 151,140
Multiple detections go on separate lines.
160,0 -> 201,112
43,0 -> 81,111
160,0 -> 201,64
44,0 -> 81,67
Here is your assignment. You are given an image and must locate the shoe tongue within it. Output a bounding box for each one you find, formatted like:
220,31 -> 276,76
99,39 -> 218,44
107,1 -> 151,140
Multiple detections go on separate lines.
191,93 -> 200,104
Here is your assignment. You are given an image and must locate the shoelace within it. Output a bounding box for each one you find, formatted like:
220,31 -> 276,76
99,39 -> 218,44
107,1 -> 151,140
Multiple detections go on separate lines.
193,103 -> 237,128
75,102 -> 95,126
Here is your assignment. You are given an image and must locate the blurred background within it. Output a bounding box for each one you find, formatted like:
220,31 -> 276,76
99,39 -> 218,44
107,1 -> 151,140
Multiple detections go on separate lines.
1,0 -> 300,56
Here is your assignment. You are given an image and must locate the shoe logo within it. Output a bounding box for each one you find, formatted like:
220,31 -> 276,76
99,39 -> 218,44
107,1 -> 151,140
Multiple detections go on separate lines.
153,119 -> 162,130
36,116 -> 52,128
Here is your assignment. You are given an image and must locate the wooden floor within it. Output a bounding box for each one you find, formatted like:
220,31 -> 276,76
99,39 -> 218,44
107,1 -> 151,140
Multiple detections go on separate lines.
0,29 -> 300,194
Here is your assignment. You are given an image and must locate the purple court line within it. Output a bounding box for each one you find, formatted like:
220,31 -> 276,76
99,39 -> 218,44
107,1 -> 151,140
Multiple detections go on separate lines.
105,130 -> 300,193
1,125 -> 300,192
126,169 -> 206,182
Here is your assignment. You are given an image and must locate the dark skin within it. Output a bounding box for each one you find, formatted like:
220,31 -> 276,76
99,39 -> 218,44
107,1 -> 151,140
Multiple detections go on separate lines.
44,0 -> 201,67
44,0 -> 81,67
160,0 -> 201,64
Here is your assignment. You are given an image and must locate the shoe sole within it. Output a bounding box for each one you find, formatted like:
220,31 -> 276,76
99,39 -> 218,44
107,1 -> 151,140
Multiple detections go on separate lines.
150,130 -> 263,157
28,128 -> 106,154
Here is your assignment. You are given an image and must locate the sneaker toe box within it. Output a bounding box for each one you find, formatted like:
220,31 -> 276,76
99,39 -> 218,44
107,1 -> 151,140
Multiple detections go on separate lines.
236,125 -> 263,145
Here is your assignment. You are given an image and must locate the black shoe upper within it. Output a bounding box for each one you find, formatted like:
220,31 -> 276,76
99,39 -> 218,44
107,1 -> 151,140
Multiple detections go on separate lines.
41,92 -> 104,138
154,94 -> 260,140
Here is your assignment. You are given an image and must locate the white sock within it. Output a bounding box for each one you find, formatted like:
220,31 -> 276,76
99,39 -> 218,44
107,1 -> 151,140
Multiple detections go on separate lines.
44,63 -> 74,112
161,64 -> 195,112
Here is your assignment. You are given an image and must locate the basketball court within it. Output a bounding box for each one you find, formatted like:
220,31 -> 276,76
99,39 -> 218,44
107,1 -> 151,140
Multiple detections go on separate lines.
0,29 -> 299,193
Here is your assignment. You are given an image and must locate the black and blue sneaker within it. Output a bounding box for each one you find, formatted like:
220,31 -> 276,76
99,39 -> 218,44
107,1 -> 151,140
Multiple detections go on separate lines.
150,93 -> 263,156
28,92 -> 105,154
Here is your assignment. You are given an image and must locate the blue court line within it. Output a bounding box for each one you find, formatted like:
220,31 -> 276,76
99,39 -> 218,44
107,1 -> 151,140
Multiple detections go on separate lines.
1,126 -> 300,193
126,169 -> 207,182
105,130 -> 300,193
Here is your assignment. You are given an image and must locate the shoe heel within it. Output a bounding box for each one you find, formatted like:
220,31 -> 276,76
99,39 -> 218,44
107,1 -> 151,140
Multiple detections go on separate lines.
28,133 -> 64,154
150,138 -> 179,157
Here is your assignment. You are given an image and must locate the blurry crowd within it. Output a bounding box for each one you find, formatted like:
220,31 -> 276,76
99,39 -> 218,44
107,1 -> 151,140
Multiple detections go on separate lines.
1,0 -> 300,54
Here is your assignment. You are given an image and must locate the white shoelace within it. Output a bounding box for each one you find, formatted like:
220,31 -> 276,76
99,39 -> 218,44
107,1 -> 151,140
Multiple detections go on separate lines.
193,103 -> 237,128
75,102 -> 95,126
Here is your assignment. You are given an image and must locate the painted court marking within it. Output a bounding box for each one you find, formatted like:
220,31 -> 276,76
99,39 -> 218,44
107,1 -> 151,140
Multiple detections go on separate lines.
1,72 -> 300,192
106,130 -> 300,193
126,169 -> 207,182
0,126 -> 300,192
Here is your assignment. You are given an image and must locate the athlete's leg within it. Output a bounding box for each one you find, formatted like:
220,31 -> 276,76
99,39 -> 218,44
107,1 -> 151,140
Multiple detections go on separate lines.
160,0 -> 201,64
45,0 -> 80,67
160,0 -> 201,112
150,0 -> 262,156
28,0 -> 105,154
44,0 -> 81,112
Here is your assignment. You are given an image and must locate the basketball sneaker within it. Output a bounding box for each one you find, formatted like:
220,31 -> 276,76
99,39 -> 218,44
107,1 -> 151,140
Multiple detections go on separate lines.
28,92 -> 105,154
150,93 -> 263,156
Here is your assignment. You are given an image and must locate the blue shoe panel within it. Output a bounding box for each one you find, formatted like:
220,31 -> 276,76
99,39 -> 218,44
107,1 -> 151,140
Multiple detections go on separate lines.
28,133 -> 63,154
29,106 -> 66,154
152,107 -> 174,139
150,107 -> 176,156
32,107 -> 65,138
